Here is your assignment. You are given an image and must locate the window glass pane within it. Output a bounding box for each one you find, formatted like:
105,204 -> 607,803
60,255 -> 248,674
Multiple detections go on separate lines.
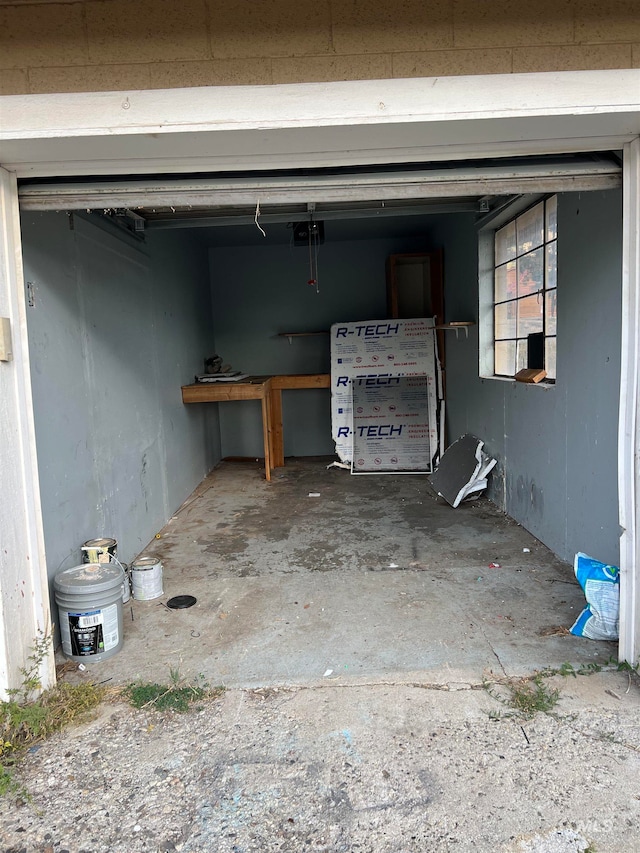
516,339 -> 528,374
495,261 -> 516,303
517,293 -> 543,337
495,221 -> 516,265
546,195 -> 557,241
495,301 -> 517,339
545,288 -> 557,336
546,241 -> 557,289
495,340 -> 516,376
517,247 -> 543,297
516,202 -> 544,254
545,337 -> 557,380
492,195 -> 558,382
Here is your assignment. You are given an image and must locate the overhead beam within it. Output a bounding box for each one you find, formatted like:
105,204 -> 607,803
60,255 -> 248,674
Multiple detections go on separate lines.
143,201 -> 482,229
18,160 -> 621,211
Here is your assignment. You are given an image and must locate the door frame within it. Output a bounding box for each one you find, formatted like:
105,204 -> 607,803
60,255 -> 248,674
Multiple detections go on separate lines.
0,167 -> 54,697
0,71 -> 639,691
619,137 -> 640,664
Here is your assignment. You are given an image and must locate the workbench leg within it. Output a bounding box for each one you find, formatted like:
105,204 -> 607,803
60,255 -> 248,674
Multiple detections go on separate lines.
270,388 -> 284,468
261,390 -> 273,481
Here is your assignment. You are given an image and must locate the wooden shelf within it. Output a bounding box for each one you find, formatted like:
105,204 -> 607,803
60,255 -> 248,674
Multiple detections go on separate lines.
277,331 -> 329,343
434,321 -> 475,339
277,331 -> 329,336
270,373 -> 330,390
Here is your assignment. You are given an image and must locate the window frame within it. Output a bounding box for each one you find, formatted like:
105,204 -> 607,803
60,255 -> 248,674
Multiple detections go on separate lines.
478,193 -> 557,384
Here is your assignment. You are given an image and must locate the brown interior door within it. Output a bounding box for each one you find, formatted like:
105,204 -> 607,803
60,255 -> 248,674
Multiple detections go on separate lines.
386,250 -> 445,368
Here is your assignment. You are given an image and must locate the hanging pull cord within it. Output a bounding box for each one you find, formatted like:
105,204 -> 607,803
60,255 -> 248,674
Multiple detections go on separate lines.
254,201 -> 266,237
307,224 -> 320,293
314,227 -> 320,294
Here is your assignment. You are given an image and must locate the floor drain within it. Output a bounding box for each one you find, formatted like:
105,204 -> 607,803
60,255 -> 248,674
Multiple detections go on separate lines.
166,595 -> 197,609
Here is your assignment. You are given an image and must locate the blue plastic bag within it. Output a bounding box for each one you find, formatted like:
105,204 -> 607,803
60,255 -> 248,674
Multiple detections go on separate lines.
570,552 -> 619,641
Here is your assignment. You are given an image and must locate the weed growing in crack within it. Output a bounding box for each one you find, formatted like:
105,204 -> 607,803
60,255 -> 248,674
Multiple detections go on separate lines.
546,657 -> 640,680
6,630 -> 52,704
485,656 -> 639,725
123,671 -> 223,713
508,675 -> 560,717
485,673 -> 560,719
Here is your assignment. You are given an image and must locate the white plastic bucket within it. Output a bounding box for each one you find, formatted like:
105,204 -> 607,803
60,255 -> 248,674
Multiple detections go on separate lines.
131,554 -> 163,601
54,562 -> 124,663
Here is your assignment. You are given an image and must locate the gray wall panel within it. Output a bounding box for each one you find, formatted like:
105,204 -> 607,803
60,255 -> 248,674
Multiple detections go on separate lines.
210,232 -> 430,458
559,191 -> 622,564
22,212 -> 219,606
437,192 -> 622,565
503,382 -> 568,558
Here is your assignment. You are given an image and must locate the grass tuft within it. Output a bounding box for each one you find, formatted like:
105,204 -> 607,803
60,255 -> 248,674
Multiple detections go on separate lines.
484,672 -> 560,719
1,682 -> 105,763
507,674 -> 560,718
123,673 -> 223,714
0,766 -> 26,799
0,680 -> 105,799
485,656 -> 640,722
0,630 -> 105,798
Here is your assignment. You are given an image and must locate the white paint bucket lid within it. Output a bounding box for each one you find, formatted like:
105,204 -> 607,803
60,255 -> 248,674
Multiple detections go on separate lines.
54,562 -> 124,595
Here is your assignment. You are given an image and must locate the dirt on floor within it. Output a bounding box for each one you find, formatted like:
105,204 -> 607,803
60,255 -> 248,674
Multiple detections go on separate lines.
16,458 -> 636,852
59,458 -> 620,691
1,668 -> 639,853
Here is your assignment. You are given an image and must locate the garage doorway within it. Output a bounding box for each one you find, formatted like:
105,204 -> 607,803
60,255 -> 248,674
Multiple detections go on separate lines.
1,70 -> 637,688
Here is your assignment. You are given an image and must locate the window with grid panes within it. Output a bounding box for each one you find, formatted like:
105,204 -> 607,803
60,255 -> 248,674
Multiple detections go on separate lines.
493,196 -> 557,379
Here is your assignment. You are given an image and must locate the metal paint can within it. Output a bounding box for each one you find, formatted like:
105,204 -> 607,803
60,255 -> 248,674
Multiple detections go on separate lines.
54,562 -> 124,663
119,562 -> 131,604
81,537 -> 117,565
130,554 -> 164,601
80,540 -> 130,603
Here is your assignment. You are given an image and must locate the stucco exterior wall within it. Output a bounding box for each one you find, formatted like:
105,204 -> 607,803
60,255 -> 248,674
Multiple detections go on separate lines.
0,0 -> 638,96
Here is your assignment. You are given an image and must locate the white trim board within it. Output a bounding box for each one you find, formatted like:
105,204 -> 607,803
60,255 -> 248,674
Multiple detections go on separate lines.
619,138 -> 640,665
0,168 -> 54,697
1,71 -> 639,178
2,71 -> 639,137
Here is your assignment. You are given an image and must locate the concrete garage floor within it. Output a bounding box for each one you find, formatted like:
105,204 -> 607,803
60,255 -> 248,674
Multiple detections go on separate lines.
64,457 -> 616,689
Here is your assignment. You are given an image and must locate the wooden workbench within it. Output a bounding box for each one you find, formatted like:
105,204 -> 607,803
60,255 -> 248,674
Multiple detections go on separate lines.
268,373 -> 330,469
181,374 -> 330,480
